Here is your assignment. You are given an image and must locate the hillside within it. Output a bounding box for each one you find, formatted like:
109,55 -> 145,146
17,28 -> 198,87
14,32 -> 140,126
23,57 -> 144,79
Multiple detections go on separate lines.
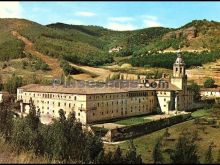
2,18 -> 220,84
2,18 -> 220,65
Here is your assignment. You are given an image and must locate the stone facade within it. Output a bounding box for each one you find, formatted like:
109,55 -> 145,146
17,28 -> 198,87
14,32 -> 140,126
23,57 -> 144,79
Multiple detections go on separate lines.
17,55 -> 194,125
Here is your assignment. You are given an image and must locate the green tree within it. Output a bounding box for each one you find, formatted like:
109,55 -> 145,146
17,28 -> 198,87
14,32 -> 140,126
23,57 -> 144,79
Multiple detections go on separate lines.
111,147 -> 124,164
170,129 -> 200,164
124,140 -> 142,164
4,73 -> 23,94
152,137 -> 164,164
0,98 -> 14,141
188,82 -> 201,101
11,99 -> 44,155
204,78 -> 215,88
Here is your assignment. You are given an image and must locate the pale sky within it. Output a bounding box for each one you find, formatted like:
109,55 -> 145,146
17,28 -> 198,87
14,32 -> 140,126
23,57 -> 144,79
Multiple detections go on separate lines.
1,1 -> 220,30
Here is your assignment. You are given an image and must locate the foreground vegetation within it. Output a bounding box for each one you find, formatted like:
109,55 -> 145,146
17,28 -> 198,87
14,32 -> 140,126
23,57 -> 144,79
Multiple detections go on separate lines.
105,107 -> 220,163
129,50 -> 220,69
0,99 -> 142,164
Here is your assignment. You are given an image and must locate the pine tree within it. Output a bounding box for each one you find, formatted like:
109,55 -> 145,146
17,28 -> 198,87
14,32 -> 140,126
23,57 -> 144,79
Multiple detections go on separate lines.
125,140 -> 142,164
112,146 -> 124,164
170,130 -> 200,164
152,137 -> 164,164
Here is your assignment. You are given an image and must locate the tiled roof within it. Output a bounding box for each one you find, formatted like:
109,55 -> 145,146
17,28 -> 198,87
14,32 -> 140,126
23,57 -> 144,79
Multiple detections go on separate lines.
18,81 -> 181,94
200,87 -> 220,92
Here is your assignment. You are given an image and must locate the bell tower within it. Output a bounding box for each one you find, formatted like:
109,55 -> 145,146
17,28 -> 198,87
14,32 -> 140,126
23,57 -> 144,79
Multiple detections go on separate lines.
171,53 -> 187,90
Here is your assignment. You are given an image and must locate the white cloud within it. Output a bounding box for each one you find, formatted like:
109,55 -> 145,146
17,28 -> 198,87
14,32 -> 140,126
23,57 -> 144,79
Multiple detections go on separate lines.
107,22 -> 137,31
143,19 -> 161,27
0,2 -> 22,18
142,15 -> 162,27
75,11 -> 96,17
109,17 -> 134,22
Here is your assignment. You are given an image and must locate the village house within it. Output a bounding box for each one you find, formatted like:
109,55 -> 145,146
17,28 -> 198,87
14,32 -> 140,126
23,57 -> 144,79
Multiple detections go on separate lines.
200,87 -> 220,99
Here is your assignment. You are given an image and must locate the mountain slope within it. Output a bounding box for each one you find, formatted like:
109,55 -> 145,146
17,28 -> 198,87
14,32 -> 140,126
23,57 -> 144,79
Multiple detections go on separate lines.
1,18 -> 220,67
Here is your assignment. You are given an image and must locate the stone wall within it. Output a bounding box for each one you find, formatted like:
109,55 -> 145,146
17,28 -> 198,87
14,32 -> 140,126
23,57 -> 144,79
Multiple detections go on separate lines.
103,113 -> 191,142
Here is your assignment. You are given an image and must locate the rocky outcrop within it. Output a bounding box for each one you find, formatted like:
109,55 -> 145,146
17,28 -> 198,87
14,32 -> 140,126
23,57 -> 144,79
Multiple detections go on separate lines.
163,26 -> 197,40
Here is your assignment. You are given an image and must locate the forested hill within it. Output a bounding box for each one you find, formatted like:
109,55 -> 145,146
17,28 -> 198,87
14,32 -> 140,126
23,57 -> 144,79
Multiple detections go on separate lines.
1,18 -> 220,67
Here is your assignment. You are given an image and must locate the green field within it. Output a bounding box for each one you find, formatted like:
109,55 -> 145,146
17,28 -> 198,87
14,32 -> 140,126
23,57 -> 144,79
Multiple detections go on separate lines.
113,114 -> 153,126
104,108 -> 220,163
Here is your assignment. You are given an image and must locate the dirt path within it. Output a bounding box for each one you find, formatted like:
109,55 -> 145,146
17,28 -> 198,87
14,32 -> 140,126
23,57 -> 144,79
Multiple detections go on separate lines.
11,31 -> 63,77
11,30 -> 112,80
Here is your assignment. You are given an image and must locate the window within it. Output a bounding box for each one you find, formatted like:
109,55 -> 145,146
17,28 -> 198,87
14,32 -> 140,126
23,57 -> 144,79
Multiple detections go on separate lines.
69,103 -> 71,108
74,96 -> 77,100
176,68 -> 178,72
93,113 -> 95,116
78,113 -> 80,116
64,103 -> 66,106
58,102 -> 60,107
164,98 -> 166,101
164,105 -> 166,107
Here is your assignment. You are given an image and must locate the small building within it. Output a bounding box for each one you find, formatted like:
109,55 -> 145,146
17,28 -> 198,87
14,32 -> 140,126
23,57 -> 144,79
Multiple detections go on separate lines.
200,87 -> 220,99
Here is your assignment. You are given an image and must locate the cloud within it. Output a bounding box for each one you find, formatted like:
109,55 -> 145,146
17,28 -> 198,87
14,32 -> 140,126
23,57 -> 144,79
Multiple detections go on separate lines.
109,17 -> 134,22
107,22 -> 137,31
142,15 -> 162,27
0,2 -> 23,18
75,11 -> 96,17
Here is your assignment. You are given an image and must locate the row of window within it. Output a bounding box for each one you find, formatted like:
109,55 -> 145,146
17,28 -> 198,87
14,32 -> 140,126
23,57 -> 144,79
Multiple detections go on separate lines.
24,92 -> 77,100
92,107 -> 152,116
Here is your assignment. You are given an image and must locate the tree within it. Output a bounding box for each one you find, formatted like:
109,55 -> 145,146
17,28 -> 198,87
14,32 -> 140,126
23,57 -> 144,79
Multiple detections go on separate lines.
170,129 -> 200,164
4,73 -> 23,94
0,99 -> 14,141
204,78 -> 215,88
11,98 -> 44,155
188,82 -> 201,101
204,142 -> 214,164
152,137 -> 164,164
111,147 -> 124,164
163,128 -> 170,141
124,140 -> 142,164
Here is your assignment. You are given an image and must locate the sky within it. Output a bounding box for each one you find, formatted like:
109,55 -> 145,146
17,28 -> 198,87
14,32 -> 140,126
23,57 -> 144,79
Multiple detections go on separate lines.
1,1 -> 220,31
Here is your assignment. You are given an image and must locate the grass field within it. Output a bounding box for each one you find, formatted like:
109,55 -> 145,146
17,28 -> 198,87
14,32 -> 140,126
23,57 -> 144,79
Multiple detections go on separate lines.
113,115 -> 152,125
104,108 -> 220,163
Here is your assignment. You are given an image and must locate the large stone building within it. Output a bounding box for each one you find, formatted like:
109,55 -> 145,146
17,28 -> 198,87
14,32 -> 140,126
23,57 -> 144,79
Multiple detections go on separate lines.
17,54 -> 194,124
